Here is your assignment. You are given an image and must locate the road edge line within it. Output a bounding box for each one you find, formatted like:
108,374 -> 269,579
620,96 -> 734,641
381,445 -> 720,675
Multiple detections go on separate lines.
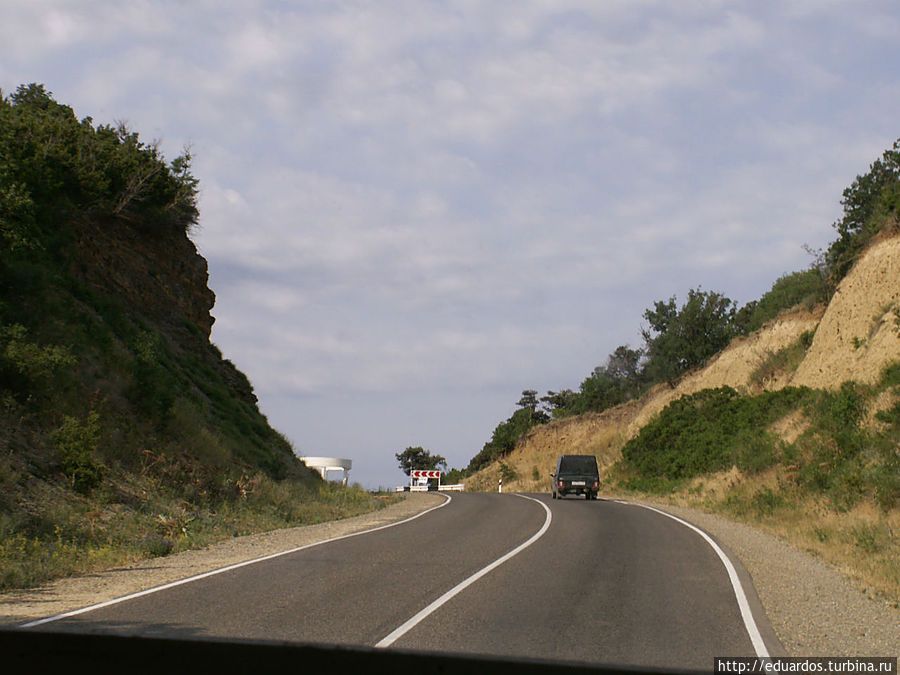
374,494 -> 552,649
20,494 -> 453,629
626,501 -> 771,658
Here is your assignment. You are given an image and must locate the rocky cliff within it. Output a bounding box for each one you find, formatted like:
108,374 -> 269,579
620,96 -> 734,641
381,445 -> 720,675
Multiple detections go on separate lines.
70,219 -> 216,340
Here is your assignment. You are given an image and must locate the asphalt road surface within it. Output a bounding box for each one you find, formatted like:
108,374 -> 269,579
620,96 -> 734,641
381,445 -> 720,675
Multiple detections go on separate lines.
25,493 -> 782,671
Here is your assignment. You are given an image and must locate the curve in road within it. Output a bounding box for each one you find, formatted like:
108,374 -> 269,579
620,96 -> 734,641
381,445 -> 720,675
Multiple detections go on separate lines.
23,493 -> 782,670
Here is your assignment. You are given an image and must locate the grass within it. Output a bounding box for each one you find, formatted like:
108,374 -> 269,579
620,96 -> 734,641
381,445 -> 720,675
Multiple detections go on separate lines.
0,469 -> 401,591
749,332 -> 813,388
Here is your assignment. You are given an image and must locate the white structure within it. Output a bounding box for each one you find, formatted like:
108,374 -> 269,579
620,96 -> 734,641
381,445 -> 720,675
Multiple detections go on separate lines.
300,456 -> 352,485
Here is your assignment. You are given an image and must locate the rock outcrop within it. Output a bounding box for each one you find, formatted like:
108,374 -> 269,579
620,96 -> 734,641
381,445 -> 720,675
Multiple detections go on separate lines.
70,219 -> 216,339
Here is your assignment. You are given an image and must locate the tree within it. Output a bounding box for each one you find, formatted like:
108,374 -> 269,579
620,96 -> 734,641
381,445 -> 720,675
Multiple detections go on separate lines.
826,138 -> 900,283
0,83 -> 199,238
642,288 -> 737,384
517,389 -> 539,414
541,389 -> 580,418
517,389 -> 548,425
395,446 -> 447,476
604,345 -> 643,383
466,389 -> 551,473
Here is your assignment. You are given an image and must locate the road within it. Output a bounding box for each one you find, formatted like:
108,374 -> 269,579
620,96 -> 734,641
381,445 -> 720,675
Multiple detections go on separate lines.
25,493 -> 782,671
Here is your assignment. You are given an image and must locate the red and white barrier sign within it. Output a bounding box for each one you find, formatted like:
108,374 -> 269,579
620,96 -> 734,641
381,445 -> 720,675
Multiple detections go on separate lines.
411,469 -> 441,479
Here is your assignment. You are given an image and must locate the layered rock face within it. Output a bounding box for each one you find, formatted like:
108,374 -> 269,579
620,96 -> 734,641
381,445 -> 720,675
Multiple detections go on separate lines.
70,219 -> 216,339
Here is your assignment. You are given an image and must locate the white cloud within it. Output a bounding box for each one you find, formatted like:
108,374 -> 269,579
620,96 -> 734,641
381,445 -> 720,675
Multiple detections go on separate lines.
3,0 -> 899,485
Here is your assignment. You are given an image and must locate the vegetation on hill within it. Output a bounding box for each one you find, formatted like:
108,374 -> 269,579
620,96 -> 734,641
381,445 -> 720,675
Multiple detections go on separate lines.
620,378 -> 899,513
825,139 -> 900,284
0,84 -> 392,591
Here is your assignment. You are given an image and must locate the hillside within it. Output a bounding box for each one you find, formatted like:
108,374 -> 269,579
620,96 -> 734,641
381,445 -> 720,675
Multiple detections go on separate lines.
473,232 -> 900,486
0,85 -> 388,590
466,231 -> 900,601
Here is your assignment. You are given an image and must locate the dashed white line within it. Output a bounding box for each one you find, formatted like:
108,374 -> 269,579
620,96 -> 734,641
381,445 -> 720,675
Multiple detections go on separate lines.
375,494 -> 552,649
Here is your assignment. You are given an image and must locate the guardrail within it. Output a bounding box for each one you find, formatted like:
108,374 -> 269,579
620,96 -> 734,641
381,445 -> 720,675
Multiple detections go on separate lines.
395,484 -> 465,492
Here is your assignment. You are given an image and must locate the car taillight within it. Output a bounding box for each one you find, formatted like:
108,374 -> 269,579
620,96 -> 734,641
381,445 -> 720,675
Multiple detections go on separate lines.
593,481 -> 598,487
558,480 -> 565,487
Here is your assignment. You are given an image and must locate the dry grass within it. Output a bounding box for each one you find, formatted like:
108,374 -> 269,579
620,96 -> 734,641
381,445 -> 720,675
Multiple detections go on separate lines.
0,474 -> 401,591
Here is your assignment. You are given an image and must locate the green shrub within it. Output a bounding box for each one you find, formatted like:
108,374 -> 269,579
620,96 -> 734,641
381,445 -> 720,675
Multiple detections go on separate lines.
735,431 -> 779,473
869,449 -> 900,510
808,383 -> 866,459
499,462 -> 518,482
880,361 -> 900,388
0,324 -> 76,401
622,386 -> 811,481
751,487 -> 786,516
52,410 -> 103,493
852,524 -> 883,553
747,269 -> 826,332
624,474 -> 686,495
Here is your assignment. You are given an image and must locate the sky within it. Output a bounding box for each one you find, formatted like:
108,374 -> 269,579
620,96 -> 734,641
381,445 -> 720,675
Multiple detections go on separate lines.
3,1 -> 899,489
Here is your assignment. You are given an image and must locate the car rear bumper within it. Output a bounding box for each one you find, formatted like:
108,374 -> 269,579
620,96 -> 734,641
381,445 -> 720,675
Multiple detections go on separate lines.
557,488 -> 597,496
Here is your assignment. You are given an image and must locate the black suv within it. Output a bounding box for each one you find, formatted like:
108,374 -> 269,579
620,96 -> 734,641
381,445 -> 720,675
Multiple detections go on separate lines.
551,454 -> 599,500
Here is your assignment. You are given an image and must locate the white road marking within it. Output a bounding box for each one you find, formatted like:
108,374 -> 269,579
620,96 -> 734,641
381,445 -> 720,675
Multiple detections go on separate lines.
375,494 -> 552,649
627,502 -> 770,658
20,494 -> 452,629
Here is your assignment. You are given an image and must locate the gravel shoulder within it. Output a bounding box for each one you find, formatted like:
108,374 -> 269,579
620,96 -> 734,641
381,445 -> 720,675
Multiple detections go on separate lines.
1,491 -> 897,657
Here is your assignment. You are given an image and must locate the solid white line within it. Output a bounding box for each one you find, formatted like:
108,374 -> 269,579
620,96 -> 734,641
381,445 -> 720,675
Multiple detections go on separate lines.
20,493 -> 453,629
628,502 -> 770,658
374,494 -> 552,649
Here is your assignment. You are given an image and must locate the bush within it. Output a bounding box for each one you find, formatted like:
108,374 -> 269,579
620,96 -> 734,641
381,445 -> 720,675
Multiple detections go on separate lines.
751,487 -> 787,516
747,270 -> 826,332
809,383 -> 866,461
879,360 -> 900,388
52,410 -> 103,493
0,323 -> 76,400
869,450 -> 900,510
622,387 -> 812,482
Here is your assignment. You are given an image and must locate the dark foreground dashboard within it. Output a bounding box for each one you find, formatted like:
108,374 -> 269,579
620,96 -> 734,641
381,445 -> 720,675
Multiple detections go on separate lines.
1,628 -> 701,675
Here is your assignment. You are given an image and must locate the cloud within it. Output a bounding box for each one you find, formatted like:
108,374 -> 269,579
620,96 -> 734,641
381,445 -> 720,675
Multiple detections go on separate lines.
4,0 -> 899,486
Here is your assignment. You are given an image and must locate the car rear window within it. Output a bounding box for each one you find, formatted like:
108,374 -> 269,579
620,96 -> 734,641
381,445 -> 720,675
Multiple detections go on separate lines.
559,455 -> 598,475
